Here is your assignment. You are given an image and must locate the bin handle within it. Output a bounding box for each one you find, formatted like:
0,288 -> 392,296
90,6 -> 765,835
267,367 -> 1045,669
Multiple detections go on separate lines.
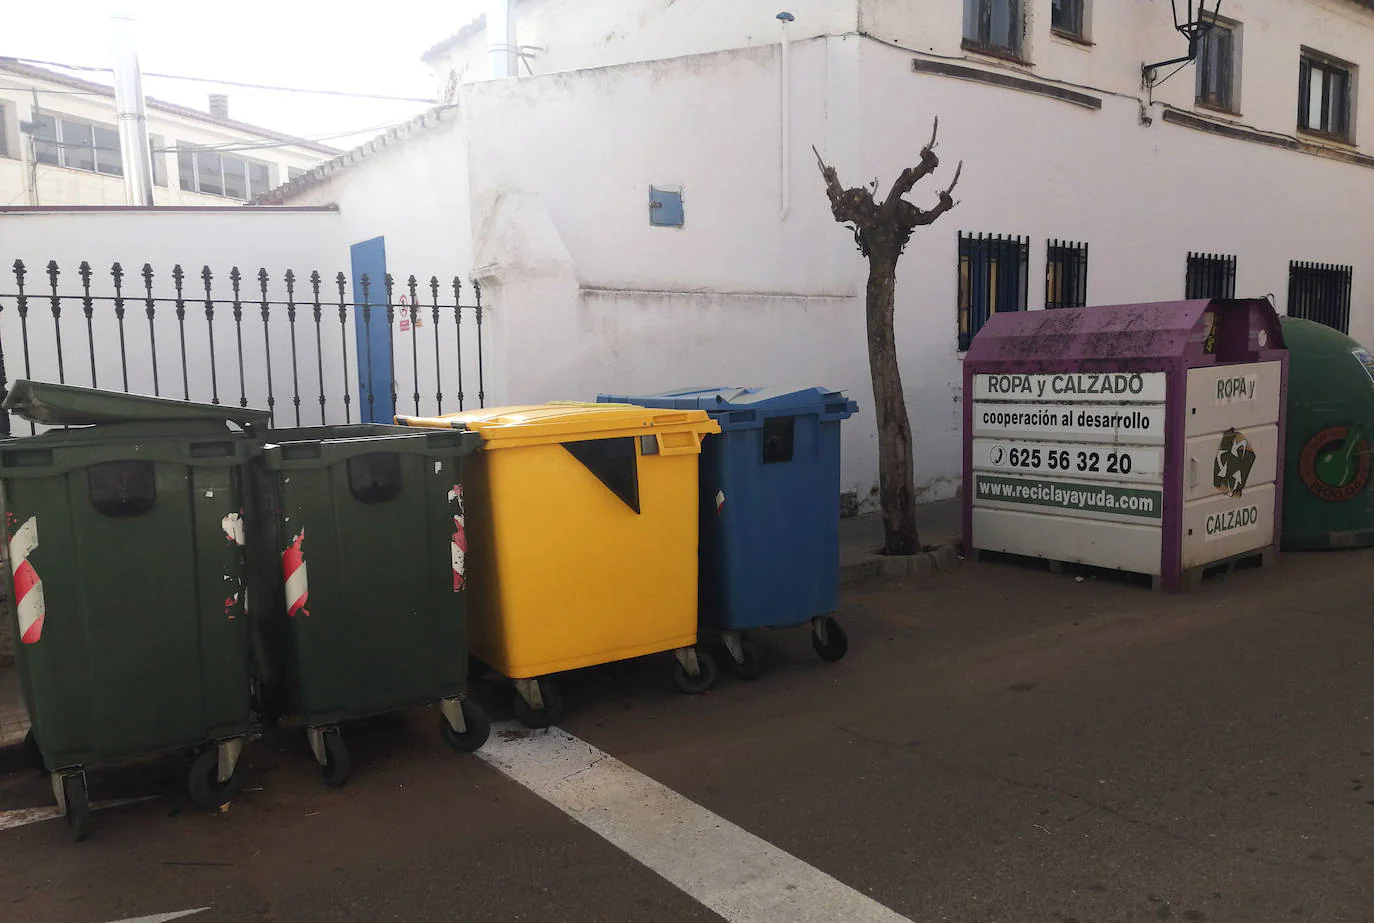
1188,456 -> 1198,489
280,442 -> 324,461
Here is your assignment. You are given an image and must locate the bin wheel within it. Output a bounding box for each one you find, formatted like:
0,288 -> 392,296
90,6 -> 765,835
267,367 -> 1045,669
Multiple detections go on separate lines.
23,729 -> 44,773
320,728 -> 351,789
513,680 -> 565,729
672,648 -> 719,695
811,616 -> 848,663
728,639 -> 763,681
440,701 -> 492,754
62,773 -> 90,843
188,748 -> 244,810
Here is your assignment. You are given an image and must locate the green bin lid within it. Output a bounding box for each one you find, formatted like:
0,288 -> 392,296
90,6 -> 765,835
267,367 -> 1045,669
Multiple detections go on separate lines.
3,380 -> 270,428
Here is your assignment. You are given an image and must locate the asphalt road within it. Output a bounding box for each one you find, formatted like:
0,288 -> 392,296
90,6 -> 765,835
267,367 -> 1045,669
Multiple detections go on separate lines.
2,549 -> 1372,923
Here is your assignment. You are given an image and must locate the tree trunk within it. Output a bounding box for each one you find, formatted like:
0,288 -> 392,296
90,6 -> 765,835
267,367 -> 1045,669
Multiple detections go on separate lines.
865,247 -> 921,555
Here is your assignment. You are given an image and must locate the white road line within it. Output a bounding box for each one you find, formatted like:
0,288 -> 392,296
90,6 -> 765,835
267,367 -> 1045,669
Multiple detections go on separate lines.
0,796 -> 158,832
102,910 -> 208,923
477,723 -> 913,923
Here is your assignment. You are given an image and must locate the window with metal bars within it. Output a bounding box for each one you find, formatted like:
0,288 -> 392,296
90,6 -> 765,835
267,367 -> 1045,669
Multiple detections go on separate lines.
1185,252 -> 1237,300
1298,50 -> 1354,141
1196,19 -> 1238,113
959,232 -> 1029,351
1045,239 -> 1088,309
1288,261 -> 1352,333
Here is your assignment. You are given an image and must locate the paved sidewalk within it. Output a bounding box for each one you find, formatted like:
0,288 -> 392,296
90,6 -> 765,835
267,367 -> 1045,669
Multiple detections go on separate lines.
839,497 -> 962,582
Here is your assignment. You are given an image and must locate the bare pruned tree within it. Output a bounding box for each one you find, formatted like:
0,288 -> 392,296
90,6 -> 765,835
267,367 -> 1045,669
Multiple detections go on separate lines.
815,118 -> 962,555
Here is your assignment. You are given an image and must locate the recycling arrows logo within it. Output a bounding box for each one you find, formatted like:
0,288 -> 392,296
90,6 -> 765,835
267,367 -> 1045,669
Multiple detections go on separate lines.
1213,428 -> 1257,498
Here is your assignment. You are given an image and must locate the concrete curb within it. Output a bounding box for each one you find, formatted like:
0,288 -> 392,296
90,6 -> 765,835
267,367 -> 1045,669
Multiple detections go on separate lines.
840,541 -> 965,586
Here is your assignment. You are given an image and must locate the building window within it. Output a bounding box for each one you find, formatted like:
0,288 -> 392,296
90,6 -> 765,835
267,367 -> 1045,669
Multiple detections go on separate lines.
1051,0 -> 1086,40
0,103 -> 10,159
959,233 -> 1029,350
1045,239 -> 1088,309
1185,252 -> 1237,299
30,112 -> 123,176
963,0 -> 1024,60
1289,261 -> 1352,333
1196,19 -> 1238,113
1299,51 -> 1354,141
176,145 -> 273,200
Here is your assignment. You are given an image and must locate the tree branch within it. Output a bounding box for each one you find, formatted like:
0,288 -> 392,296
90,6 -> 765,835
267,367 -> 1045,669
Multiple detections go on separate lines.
814,145 -> 879,227
882,117 -> 942,212
900,161 -> 964,230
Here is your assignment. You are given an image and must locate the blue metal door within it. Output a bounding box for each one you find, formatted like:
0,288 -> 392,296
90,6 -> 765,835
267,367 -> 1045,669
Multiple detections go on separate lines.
349,237 -> 394,423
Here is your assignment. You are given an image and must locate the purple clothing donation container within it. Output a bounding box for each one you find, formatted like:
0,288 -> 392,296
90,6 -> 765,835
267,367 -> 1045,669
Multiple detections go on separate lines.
962,299 -> 1288,592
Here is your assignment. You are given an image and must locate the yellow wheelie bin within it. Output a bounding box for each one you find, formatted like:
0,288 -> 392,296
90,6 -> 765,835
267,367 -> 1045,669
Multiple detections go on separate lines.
396,404 -> 720,726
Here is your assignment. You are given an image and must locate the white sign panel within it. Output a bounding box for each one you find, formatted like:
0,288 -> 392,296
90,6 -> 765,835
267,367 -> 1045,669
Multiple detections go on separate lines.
1185,361 -> 1283,437
973,372 -> 1167,403
973,438 -> 1163,483
972,402 -> 1167,444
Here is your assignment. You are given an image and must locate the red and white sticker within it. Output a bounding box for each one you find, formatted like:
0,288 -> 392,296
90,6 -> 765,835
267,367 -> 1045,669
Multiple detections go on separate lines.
9,516 -> 45,644
715,490 -> 726,514
221,512 -> 245,546
282,529 -> 309,617
449,485 -> 466,591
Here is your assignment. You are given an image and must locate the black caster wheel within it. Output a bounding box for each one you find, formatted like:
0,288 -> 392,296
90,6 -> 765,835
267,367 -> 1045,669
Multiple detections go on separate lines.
727,639 -> 763,681
188,747 -> 244,810
319,728 -> 351,789
672,647 -> 719,695
513,680 -> 565,729
23,729 -> 44,773
440,701 -> 492,753
811,617 -> 848,663
62,773 -> 90,843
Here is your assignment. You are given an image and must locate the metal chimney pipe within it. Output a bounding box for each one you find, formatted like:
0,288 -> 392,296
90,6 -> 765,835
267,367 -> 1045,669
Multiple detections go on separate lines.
110,16 -> 156,206
487,0 -> 515,78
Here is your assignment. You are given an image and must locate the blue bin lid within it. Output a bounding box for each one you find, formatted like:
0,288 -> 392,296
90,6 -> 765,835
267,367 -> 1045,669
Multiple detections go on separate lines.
597,386 -> 858,431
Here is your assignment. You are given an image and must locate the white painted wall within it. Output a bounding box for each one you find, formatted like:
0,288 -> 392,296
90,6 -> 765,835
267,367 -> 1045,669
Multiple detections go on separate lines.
427,0 -> 856,91
275,1 -> 1374,508
457,30 -> 1374,506
0,71 -> 330,208
0,208 -> 355,427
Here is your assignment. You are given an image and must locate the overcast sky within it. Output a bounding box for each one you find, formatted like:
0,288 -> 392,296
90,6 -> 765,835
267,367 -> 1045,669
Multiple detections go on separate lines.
5,0 -> 482,152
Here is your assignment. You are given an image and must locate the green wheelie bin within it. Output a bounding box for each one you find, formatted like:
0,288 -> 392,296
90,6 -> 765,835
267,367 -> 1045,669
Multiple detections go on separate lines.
245,424 -> 489,787
0,380 -> 267,841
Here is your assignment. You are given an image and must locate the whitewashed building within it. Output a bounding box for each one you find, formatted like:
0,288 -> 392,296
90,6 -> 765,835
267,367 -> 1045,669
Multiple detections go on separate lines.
0,58 -> 337,207
145,1 -> 1374,505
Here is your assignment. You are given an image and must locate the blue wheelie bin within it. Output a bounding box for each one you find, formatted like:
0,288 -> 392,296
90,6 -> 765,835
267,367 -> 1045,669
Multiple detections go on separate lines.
597,387 -> 858,678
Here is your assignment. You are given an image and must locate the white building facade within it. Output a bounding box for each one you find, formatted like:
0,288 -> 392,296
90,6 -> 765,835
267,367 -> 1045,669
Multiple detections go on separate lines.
251,1 -> 1374,507
0,58 -> 337,207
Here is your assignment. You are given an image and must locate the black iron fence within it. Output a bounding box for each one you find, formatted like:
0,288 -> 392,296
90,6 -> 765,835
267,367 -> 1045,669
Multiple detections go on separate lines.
0,259 -> 487,435
1184,252 -> 1237,300
1288,260 -> 1352,334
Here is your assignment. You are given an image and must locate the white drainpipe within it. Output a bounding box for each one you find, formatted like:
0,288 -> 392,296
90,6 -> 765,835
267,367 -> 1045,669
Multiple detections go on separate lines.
488,0 -> 516,78
778,12 -> 795,221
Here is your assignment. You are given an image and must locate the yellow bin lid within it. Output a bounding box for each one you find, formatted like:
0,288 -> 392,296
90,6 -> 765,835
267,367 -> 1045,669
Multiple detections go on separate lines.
396,402 -> 720,449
